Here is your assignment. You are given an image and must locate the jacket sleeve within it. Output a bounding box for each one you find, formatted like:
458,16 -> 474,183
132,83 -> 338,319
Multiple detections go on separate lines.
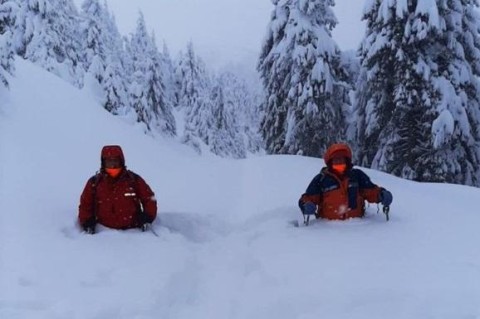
78,177 -> 95,226
298,173 -> 323,209
357,170 -> 382,203
135,175 -> 157,222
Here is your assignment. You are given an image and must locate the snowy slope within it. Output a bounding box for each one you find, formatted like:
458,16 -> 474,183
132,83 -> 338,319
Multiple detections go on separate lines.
1,60 -> 480,318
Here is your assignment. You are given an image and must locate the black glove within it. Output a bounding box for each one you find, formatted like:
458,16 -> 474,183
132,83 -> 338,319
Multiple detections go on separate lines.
138,211 -> 152,231
82,217 -> 96,234
379,188 -> 393,206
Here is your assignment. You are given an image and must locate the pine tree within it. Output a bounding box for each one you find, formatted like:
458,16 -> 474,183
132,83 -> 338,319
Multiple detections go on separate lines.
258,0 -> 350,157
0,0 -> 16,88
356,0 -> 480,186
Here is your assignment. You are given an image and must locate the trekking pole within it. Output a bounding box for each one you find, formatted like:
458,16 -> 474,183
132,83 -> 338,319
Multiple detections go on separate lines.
149,226 -> 159,237
303,214 -> 310,226
383,205 -> 390,221
141,223 -> 159,237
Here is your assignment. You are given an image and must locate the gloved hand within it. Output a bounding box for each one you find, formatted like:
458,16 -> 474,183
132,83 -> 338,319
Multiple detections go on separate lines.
82,217 -> 96,234
303,202 -> 317,215
379,188 -> 393,206
138,211 -> 152,231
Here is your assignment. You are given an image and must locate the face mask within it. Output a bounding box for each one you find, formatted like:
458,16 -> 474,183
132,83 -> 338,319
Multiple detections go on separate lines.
332,163 -> 347,174
105,167 -> 122,178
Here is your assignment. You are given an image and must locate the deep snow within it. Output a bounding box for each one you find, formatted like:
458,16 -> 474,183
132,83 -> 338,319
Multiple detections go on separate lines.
1,60 -> 480,318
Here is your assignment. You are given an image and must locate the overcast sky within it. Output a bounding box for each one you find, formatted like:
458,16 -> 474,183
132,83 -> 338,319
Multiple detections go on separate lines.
73,0 -> 366,70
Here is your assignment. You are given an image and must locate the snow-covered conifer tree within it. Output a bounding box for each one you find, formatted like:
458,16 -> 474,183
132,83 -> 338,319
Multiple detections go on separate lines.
208,72 -> 247,158
244,89 -> 265,154
340,50 -> 361,147
16,0 -> 83,86
96,2 -> 131,115
128,12 -> 175,136
102,56 -> 128,115
258,0 -> 350,156
355,0 -> 480,186
176,42 -> 212,152
144,34 -> 176,136
102,2 -> 124,58
160,42 -> 177,109
59,0 -> 83,87
0,0 -> 16,88
222,71 -> 264,155
80,0 -> 107,82
128,12 -> 152,130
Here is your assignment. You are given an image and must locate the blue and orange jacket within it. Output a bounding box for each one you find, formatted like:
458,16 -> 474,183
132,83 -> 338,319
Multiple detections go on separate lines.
299,167 -> 382,220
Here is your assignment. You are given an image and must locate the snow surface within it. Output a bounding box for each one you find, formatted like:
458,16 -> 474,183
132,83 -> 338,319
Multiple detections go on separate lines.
1,59 -> 480,319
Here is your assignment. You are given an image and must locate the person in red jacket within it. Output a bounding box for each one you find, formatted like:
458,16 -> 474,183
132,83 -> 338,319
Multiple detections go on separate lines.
79,145 -> 157,234
299,143 -> 392,220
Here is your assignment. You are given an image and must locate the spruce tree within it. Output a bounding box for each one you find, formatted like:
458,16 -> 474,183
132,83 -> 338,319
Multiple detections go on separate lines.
80,0 -> 107,82
160,42 -> 177,109
128,12 -> 175,136
0,0 -> 15,88
258,0 -> 350,156
356,0 -> 480,186
16,0 -> 83,86
144,34 -> 176,136
341,50 -> 361,145
103,56 -> 128,115
100,1 -> 129,115
208,72 -> 247,158
220,71 -> 264,155
176,42 -> 211,152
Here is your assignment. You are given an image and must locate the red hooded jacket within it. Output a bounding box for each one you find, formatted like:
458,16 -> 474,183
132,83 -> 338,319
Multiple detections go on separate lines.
78,145 -> 157,229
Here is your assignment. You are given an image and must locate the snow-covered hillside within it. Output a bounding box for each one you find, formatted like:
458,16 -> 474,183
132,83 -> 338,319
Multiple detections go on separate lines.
1,60 -> 480,318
